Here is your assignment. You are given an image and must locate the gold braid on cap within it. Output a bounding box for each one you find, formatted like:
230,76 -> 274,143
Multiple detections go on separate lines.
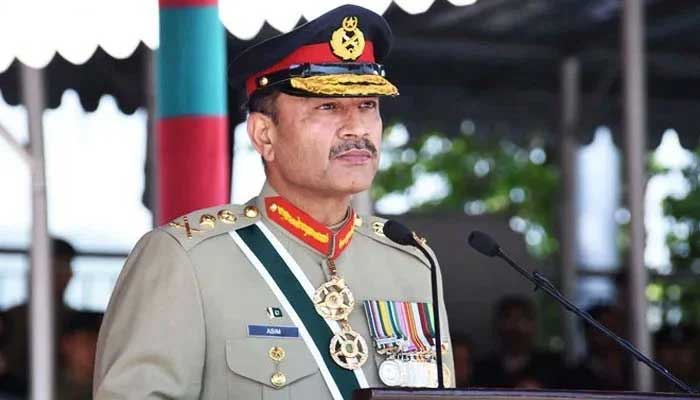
290,74 -> 399,96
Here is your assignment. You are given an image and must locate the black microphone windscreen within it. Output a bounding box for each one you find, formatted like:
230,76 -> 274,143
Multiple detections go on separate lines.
468,231 -> 500,257
382,220 -> 416,246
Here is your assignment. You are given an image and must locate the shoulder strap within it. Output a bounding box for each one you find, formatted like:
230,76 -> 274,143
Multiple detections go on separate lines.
355,215 -> 432,269
161,203 -> 261,251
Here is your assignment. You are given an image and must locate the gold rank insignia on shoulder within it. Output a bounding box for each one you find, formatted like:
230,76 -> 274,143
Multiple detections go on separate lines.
217,209 -> 237,224
199,214 -> 216,229
244,205 -> 259,218
372,221 -> 385,237
168,209 -> 237,239
330,16 -> 365,61
169,214 -> 218,239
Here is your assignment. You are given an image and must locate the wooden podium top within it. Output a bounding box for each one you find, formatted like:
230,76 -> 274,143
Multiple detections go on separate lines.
353,388 -> 700,400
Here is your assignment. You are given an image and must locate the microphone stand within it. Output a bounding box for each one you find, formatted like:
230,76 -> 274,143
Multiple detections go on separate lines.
494,247 -> 698,394
412,233 -> 445,389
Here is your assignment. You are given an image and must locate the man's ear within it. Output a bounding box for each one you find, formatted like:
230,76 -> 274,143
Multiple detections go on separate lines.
247,112 -> 276,163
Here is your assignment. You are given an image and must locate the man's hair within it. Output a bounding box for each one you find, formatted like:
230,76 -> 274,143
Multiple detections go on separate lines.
52,238 -> 76,259
247,88 -> 281,124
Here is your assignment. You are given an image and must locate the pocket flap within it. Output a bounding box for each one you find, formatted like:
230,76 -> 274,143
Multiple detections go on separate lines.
226,337 -> 318,387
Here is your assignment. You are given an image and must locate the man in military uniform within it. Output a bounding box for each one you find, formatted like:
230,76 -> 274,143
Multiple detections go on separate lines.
94,5 -> 454,399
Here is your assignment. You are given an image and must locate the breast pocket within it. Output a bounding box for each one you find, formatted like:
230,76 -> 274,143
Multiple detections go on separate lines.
226,337 -> 323,400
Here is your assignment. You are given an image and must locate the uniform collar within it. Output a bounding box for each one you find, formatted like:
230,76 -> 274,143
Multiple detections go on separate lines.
256,181 -> 357,260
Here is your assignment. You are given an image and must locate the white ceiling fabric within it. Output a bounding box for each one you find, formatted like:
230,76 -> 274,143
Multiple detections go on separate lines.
0,0 -> 473,73
0,0 -> 158,72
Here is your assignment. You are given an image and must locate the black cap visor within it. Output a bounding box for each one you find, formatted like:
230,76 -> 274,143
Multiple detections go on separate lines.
256,63 -> 399,97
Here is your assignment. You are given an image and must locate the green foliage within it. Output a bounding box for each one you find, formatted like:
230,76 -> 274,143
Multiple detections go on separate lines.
373,125 -> 560,258
647,281 -> 700,326
655,147 -> 700,325
662,149 -> 700,273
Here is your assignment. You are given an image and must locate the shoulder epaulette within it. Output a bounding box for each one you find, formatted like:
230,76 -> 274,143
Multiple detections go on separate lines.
160,202 -> 262,252
354,215 -> 431,268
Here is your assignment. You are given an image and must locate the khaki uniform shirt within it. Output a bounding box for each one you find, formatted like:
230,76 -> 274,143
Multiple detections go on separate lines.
94,183 -> 454,399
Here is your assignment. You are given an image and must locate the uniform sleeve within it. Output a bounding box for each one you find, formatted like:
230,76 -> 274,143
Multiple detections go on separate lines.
93,229 -> 205,399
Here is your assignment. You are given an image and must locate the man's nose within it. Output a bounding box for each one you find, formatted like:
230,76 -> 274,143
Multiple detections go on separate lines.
337,108 -> 366,138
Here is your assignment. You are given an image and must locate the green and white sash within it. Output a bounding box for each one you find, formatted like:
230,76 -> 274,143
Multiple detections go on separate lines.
230,222 -> 368,400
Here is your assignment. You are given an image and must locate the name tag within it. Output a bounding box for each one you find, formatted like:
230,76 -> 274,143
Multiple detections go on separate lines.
247,324 -> 299,338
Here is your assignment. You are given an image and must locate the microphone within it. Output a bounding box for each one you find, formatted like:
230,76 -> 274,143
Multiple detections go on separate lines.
383,220 -> 445,389
468,230 -> 698,395
383,219 -> 416,246
468,231 -> 500,257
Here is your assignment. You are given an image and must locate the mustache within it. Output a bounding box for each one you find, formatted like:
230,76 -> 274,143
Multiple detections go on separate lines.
329,138 -> 378,159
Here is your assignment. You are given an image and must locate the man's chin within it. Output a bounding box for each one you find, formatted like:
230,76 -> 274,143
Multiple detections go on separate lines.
330,176 -> 374,196
338,182 -> 372,196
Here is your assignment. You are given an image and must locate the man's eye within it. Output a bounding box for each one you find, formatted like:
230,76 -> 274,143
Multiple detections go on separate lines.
316,103 -> 337,110
360,100 -> 377,109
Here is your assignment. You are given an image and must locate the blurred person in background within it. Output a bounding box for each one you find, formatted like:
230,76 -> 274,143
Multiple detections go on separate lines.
654,324 -> 699,392
568,304 -> 632,391
0,238 -> 78,393
451,334 -> 473,388
56,312 -> 103,400
471,295 -> 563,389
0,311 -> 25,399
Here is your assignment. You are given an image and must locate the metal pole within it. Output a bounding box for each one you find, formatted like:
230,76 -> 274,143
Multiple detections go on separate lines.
144,49 -> 159,227
560,56 -> 580,365
21,64 -> 54,400
622,0 -> 653,391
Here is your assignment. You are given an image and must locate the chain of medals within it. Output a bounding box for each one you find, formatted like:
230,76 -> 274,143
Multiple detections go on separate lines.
313,257 -> 369,370
363,300 -> 451,387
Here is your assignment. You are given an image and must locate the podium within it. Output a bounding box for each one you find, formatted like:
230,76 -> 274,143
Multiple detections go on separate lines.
354,388 -> 700,400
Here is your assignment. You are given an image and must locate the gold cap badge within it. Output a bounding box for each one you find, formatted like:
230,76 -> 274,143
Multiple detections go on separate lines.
330,16 -> 365,61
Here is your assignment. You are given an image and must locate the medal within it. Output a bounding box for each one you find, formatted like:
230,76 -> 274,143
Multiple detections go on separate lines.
313,276 -> 355,320
442,364 -> 452,387
426,362 -> 452,388
406,360 -> 429,387
365,299 -> 445,387
378,359 -> 404,387
262,200 -> 369,371
313,258 -> 368,370
329,323 -> 368,370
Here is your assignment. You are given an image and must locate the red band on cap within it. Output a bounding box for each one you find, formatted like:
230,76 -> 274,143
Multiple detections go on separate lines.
245,41 -> 375,96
